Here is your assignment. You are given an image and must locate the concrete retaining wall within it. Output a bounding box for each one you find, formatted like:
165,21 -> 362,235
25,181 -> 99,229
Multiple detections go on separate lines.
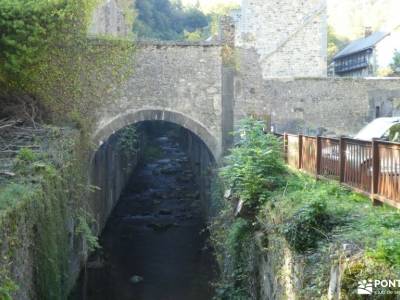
179,128 -> 215,217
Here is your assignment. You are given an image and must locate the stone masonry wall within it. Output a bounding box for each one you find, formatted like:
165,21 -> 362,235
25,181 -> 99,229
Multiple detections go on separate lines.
94,42 -> 225,159
236,0 -> 327,78
89,0 -> 132,37
236,48 -> 400,136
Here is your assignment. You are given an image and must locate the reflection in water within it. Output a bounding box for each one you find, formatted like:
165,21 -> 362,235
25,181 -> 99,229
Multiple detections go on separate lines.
71,134 -> 216,300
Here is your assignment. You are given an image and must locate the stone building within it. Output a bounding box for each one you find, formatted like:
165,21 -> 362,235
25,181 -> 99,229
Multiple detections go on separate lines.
235,0 -> 328,78
89,0 -> 134,37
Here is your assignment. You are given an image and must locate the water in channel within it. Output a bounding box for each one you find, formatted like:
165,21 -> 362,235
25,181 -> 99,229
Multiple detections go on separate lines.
72,132 -> 216,300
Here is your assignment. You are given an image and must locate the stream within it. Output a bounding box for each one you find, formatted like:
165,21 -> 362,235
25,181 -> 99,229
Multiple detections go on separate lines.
71,134 -> 216,300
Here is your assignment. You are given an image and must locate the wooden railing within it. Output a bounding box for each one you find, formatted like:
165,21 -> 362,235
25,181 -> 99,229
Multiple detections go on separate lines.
277,133 -> 400,209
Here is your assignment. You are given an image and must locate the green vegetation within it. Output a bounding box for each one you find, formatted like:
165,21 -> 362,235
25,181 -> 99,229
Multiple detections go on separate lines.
0,268 -> 18,300
268,173 -> 400,258
0,0 -> 97,86
212,118 -> 400,299
0,1 -> 138,297
390,50 -> 400,77
76,210 -> 100,252
210,172 -> 258,300
0,128 -> 101,300
0,0 -> 135,129
327,26 -> 348,63
389,124 -> 400,142
134,0 -> 208,40
0,0 -> 88,81
0,183 -> 33,212
205,3 -> 240,40
134,0 -> 239,41
33,168 -> 71,300
270,174 -> 400,299
212,217 -> 256,300
281,197 -> 334,253
0,119 -> 143,299
117,125 -> 139,157
220,119 -> 286,206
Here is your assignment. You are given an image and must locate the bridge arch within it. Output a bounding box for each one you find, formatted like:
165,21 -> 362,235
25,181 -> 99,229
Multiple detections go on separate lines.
93,109 -> 221,160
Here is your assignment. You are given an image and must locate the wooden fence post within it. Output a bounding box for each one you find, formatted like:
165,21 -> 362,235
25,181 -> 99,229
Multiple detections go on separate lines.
284,133 -> 288,163
316,136 -> 322,177
371,139 -> 382,206
339,137 -> 346,183
298,134 -> 303,170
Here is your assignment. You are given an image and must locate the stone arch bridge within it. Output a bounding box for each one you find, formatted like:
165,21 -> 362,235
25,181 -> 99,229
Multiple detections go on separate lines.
93,41 -> 235,161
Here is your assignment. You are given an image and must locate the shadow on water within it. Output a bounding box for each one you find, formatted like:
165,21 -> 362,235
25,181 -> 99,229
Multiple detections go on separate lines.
70,129 -> 217,300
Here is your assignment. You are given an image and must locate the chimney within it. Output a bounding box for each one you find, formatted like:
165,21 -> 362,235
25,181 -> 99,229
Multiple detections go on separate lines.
365,26 -> 373,37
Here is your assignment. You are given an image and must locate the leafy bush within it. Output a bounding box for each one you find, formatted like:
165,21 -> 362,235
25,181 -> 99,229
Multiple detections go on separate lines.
0,271 -> 18,300
368,234 -> 400,266
226,218 -> 251,257
117,125 -> 139,157
16,148 -> 37,163
0,183 -> 33,211
76,211 -> 100,252
13,148 -> 58,179
220,118 -> 286,206
0,0 -> 136,127
283,199 -> 333,252
13,148 -> 39,176
0,0 -> 95,83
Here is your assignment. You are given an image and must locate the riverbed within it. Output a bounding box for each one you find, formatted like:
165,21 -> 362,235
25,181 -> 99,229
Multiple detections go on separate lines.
70,134 -> 216,300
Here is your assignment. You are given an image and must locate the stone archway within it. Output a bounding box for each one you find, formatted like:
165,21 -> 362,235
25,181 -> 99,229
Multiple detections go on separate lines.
93,109 -> 221,161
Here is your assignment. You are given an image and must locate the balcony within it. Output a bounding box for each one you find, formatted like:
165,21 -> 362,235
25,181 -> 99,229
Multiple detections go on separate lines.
335,61 -> 369,74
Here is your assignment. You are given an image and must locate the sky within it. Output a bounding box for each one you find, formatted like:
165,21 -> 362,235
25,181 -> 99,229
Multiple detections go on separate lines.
181,0 -> 240,10
328,0 -> 400,39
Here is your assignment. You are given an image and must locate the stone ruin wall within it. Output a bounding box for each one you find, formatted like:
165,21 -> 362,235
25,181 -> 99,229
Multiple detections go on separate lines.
234,1 -> 400,136
235,0 -> 328,78
89,0 -> 133,37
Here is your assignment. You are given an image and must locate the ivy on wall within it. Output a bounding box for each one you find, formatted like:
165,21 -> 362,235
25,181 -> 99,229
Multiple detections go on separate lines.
0,0 -> 136,130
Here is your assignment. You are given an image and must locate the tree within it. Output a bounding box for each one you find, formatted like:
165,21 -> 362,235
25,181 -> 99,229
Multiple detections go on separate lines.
327,26 -> 348,63
184,29 -> 203,41
390,50 -> 400,76
206,3 -> 240,38
134,0 -> 209,41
